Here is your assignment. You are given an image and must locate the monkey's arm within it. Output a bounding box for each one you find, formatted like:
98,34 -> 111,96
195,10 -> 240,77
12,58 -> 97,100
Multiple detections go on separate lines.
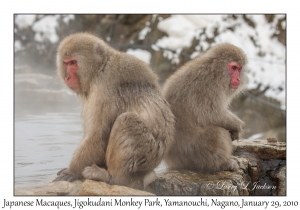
53,132 -> 108,182
53,96 -> 114,182
215,111 -> 245,140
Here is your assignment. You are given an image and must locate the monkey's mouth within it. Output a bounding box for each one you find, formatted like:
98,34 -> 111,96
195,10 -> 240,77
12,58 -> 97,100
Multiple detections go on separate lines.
68,83 -> 80,90
230,84 -> 239,89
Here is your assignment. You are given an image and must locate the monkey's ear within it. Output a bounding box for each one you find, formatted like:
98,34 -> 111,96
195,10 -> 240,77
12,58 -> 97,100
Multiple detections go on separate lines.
94,42 -> 106,56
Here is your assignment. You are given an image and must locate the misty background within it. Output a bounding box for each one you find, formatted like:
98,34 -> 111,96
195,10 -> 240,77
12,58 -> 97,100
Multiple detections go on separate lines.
14,14 -> 286,186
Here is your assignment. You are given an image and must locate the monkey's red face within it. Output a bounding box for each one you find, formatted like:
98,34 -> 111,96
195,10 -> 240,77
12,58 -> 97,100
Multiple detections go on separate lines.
63,57 -> 80,90
227,61 -> 242,89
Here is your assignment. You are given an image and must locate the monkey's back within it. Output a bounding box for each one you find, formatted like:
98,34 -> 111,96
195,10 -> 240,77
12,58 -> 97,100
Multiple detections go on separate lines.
96,51 -> 175,154
163,60 -> 223,127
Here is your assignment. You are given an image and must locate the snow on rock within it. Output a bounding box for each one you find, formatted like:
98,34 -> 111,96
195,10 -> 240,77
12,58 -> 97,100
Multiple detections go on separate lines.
156,15 -> 198,50
15,15 -> 60,43
62,15 -> 75,24
32,15 -> 59,43
139,26 -> 151,40
14,40 -> 23,52
15,15 -> 36,29
248,133 -> 264,140
126,49 -> 152,64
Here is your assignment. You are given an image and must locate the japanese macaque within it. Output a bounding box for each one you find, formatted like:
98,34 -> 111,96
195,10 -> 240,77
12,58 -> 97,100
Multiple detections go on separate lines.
162,43 -> 249,172
53,32 -> 175,189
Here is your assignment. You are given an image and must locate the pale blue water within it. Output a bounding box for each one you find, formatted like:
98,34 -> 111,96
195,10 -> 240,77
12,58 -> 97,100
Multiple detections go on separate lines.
14,112 -> 82,186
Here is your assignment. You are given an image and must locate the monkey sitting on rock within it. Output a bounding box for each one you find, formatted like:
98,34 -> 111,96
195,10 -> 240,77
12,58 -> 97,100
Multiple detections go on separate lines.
162,43 -> 249,173
53,33 -> 175,189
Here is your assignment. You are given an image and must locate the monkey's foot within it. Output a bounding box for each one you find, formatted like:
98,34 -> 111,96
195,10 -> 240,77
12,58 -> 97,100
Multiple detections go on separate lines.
52,168 -> 81,182
82,164 -> 111,183
142,170 -> 157,189
228,157 -> 239,171
56,167 -> 68,175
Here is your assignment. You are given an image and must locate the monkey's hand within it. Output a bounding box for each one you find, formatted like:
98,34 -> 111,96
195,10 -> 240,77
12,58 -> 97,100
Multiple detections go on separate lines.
52,168 -> 81,182
229,126 -> 243,141
230,130 -> 240,141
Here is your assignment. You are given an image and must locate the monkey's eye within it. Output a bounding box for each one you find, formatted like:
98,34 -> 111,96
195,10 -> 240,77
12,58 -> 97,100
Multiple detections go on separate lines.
232,65 -> 237,70
70,60 -> 77,65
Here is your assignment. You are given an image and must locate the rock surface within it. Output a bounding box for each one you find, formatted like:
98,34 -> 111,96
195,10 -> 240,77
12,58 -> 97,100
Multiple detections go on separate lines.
150,167 -> 250,196
78,180 -> 154,196
15,180 -> 83,196
233,139 -> 286,159
14,139 -> 286,196
15,180 -> 154,196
